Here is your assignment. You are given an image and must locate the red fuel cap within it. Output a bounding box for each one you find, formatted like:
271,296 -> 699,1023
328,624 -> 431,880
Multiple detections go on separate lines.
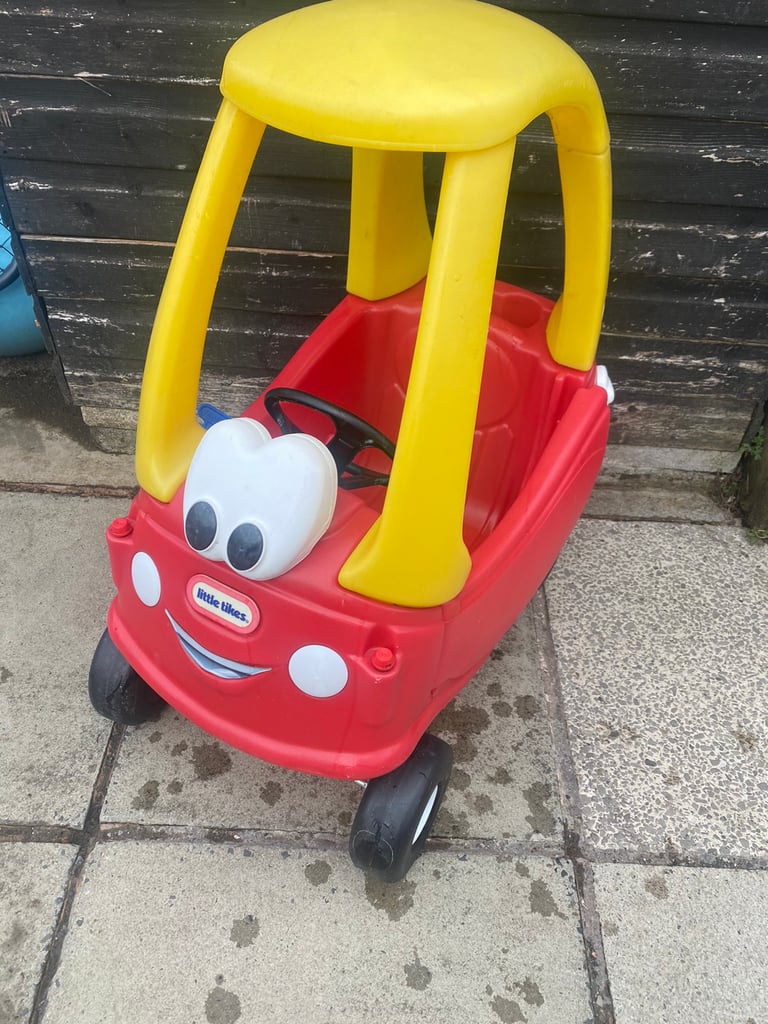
370,647 -> 396,672
109,517 -> 133,537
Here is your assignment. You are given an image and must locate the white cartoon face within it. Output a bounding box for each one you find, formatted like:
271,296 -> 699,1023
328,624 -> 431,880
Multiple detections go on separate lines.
182,417 -> 338,580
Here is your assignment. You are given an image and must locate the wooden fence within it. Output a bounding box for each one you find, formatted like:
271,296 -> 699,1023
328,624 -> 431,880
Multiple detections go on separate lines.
1,0 -> 766,455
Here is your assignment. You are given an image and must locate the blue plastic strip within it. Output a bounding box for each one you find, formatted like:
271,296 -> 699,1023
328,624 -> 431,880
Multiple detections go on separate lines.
196,403 -> 231,429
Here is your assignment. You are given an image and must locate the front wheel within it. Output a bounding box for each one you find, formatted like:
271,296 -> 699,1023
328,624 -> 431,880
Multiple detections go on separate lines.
349,733 -> 453,883
88,628 -> 165,725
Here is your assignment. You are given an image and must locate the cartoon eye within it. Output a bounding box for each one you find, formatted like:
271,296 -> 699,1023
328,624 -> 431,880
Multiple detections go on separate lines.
227,522 -> 265,572
185,500 -> 218,552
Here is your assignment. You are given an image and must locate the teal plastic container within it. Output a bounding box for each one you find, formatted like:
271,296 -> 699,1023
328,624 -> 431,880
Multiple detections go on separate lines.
1,216 -> 46,356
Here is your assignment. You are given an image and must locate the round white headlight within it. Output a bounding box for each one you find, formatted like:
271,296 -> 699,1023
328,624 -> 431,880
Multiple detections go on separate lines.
131,551 -> 161,607
288,645 -> 348,698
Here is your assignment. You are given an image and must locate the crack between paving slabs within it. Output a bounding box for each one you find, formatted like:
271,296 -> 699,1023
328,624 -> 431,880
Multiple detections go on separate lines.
532,587 -> 617,1024
0,479 -> 138,499
93,822 -> 567,864
27,721 -> 127,1024
585,844 -> 768,873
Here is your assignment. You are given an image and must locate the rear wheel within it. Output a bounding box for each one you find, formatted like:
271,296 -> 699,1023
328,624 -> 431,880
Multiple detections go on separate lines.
88,628 -> 165,725
349,733 -> 453,883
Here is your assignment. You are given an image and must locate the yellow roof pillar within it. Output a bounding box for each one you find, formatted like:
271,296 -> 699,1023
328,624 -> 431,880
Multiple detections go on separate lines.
135,101 -> 265,501
339,139 -> 516,607
347,148 -> 433,301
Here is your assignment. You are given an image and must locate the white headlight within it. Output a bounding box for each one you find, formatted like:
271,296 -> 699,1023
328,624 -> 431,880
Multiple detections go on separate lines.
131,552 -> 161,607
288,645 -> 348,698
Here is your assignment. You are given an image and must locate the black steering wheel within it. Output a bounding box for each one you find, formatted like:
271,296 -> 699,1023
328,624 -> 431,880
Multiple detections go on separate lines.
264,387 -> 395,490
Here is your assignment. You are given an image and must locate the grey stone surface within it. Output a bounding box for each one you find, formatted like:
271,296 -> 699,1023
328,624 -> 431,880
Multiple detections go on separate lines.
102,710 -> 363,837
593,862 -> 768,1024
44,844 -> 591,1024
600,445 -> 738,477
102,609 -> 561,844
0,355 -> 135,487
0,492 -> 122,826
546,520 -> 768,861
0,406 -> 135,488
432,610 -> 562,843
0,843 -> 77,1022
584,484 -> 731,524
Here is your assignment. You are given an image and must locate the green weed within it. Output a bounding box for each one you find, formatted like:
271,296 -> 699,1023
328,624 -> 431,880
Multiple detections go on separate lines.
739,425 -> 765,462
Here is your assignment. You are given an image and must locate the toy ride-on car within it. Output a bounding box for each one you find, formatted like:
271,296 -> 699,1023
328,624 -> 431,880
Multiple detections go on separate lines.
89,0 -> 613,883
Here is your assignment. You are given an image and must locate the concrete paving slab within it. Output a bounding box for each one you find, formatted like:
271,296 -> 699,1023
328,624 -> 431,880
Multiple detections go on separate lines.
0,842 -> 77,1022
593,862 -> 768,1024
545,520 -> 768,861
600,444 -> 738,477
432,610 -> 562,843
0,355 -> 135,488
584,484 -> 730,524
102,609 -> 562,844
0,492 -> 123,826
44,844 -> 591,1024
0,406 -> 135,489
102,708 -> 363,837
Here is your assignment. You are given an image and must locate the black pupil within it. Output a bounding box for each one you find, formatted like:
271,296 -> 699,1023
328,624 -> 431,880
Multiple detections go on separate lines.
227,523 -> 264,571
185,501 -> 217,551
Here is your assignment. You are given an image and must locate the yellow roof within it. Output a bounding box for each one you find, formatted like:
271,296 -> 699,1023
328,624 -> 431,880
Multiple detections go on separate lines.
221,0 -> 608,154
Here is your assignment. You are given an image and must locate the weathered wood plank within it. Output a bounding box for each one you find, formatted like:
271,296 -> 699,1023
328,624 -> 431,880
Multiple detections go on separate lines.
0,78 -> 222,173
21,237 -> 768,345
2,77 -> 765,207
44,293 -> 768,401
76,396 -> 756,458
46,299 -> 317,376
0,77 -> 353,180
0,8 -> 765,120
599,116 -> 768,207
61,371 -> 757,456
1,161 -> 350,250
2,0 -> 766,30
22,237 -> 347,315
0,4 -> 274,83
599,204 -> 768,284
64,375 -> 757,454
5,162 -> 766,284
599,336 -> 768,400
73,392 -> 756,457
3,0 -> 766,29
600,274 -> 768,345
608,395 -> 755,451
502,0 -> 768,26
66,370 -> 295,427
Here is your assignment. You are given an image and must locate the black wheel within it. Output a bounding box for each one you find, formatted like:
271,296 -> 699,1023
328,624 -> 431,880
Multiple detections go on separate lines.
349,733 -> 453,883
88,629 -> 165,725
264,387 -> 395,489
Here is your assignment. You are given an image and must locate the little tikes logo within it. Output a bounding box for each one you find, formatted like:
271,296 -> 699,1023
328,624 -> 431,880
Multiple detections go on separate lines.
187,576 -> 260,633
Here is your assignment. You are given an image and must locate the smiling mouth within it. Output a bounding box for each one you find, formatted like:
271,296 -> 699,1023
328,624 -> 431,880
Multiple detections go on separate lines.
166,612 -> 271,680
